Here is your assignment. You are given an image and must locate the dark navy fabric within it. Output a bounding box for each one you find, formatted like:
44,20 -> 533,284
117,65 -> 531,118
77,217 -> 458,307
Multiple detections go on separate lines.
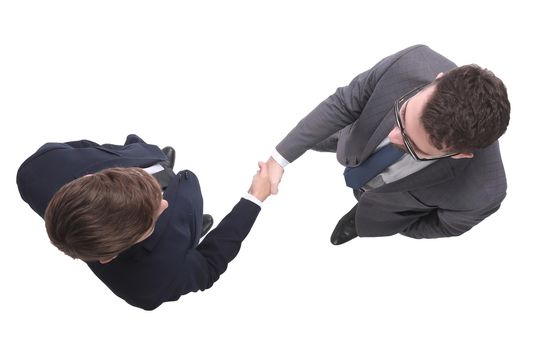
17,135 -> 261,310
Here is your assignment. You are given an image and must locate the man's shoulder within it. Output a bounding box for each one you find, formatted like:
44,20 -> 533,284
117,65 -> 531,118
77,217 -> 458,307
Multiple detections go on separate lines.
447,143 -> 507,207
370,44 -> 457,89
390,44 -> 448,63
21,142 -> 71,162
17,143 -> 70,183
380,44 -> 454,69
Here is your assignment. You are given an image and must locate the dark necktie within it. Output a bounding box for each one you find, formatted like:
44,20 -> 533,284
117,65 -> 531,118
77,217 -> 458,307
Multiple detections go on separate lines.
344,143 -> 404,189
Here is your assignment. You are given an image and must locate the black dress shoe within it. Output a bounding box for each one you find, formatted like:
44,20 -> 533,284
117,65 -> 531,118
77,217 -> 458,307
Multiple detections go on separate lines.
161,146 -> 176,170
330,204 -> 358,245
201,214 -> 214,238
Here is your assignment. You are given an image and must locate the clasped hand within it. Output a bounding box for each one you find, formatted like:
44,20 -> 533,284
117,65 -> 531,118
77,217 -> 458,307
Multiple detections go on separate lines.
248,157 -> 285,202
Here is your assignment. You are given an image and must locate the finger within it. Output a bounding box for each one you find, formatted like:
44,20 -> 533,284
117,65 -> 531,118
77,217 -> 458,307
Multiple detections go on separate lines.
258,161 -> 268,174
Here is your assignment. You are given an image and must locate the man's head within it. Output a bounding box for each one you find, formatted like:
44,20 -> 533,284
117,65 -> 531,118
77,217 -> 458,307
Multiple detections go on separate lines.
44,167 -> 168,263
389,65 -> 510,160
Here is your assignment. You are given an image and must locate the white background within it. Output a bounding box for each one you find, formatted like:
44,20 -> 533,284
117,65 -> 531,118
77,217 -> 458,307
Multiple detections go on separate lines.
1,1 -> 533,349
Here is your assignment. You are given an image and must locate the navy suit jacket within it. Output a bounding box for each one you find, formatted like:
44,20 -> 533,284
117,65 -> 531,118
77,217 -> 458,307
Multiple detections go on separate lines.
17,135 -> 261,310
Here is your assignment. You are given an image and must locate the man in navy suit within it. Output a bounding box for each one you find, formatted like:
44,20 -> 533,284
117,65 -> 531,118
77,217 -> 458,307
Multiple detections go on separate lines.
17,134 -> 271,310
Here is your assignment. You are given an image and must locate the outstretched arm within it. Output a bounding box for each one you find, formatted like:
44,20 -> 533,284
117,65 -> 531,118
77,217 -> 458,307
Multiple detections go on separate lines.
177,162 -> 271,293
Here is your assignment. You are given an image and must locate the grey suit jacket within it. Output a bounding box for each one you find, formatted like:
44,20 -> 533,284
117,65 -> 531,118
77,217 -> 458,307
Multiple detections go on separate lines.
276,45 -> 507,239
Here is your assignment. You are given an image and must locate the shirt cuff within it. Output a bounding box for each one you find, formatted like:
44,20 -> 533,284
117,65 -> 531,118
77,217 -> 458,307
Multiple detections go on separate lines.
242,193 -> 263,208
271,149 -> 290,168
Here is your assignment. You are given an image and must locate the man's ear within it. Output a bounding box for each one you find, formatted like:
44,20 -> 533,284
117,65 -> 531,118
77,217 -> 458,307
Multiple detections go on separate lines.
451,153 -> 473,159
436,72 -> 445,80
99,256 -> 117,264
157,199 -> 168,216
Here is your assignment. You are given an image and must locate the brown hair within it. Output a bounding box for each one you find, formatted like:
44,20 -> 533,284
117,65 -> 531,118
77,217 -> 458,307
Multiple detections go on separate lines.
44,167 -> 162,261
422,64 -> 510,152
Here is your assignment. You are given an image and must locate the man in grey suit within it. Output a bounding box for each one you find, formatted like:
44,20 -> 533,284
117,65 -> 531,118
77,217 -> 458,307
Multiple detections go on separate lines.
265,45 -> 510,244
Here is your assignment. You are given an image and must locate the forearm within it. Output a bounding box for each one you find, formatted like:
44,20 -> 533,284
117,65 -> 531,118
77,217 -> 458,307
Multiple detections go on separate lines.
181,199 -> 261,292
402,210 -> 465,239
402,204 -> 502,239
276,85 -> 365,163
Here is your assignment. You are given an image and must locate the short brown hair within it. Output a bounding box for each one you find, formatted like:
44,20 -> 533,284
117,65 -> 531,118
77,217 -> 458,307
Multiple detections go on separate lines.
422,64 -> 510,152
44,167 -> 162,261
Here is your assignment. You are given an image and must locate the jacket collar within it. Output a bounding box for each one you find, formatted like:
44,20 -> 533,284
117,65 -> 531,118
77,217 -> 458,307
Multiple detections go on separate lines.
375,156 -> 471,193
108,172 -> 180,262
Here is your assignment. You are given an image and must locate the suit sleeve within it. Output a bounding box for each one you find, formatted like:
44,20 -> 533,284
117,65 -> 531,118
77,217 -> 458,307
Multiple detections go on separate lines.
174,198 -> 261,294
401,199 -> 503,239
275,45 -> 426,163
275,67 -> 376,163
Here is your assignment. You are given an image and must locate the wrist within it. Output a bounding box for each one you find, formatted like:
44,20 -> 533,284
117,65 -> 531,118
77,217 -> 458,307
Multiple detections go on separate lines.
244,192 -> 264,207
270,150 -> 289,168
249,190 -> 267,202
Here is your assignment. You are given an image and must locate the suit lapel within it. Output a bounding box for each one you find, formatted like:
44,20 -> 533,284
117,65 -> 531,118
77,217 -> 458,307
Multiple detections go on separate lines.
360,108 -> 396,160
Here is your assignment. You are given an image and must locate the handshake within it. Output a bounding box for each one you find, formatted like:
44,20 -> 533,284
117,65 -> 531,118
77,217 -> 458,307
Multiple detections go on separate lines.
247,157 -> 285,202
